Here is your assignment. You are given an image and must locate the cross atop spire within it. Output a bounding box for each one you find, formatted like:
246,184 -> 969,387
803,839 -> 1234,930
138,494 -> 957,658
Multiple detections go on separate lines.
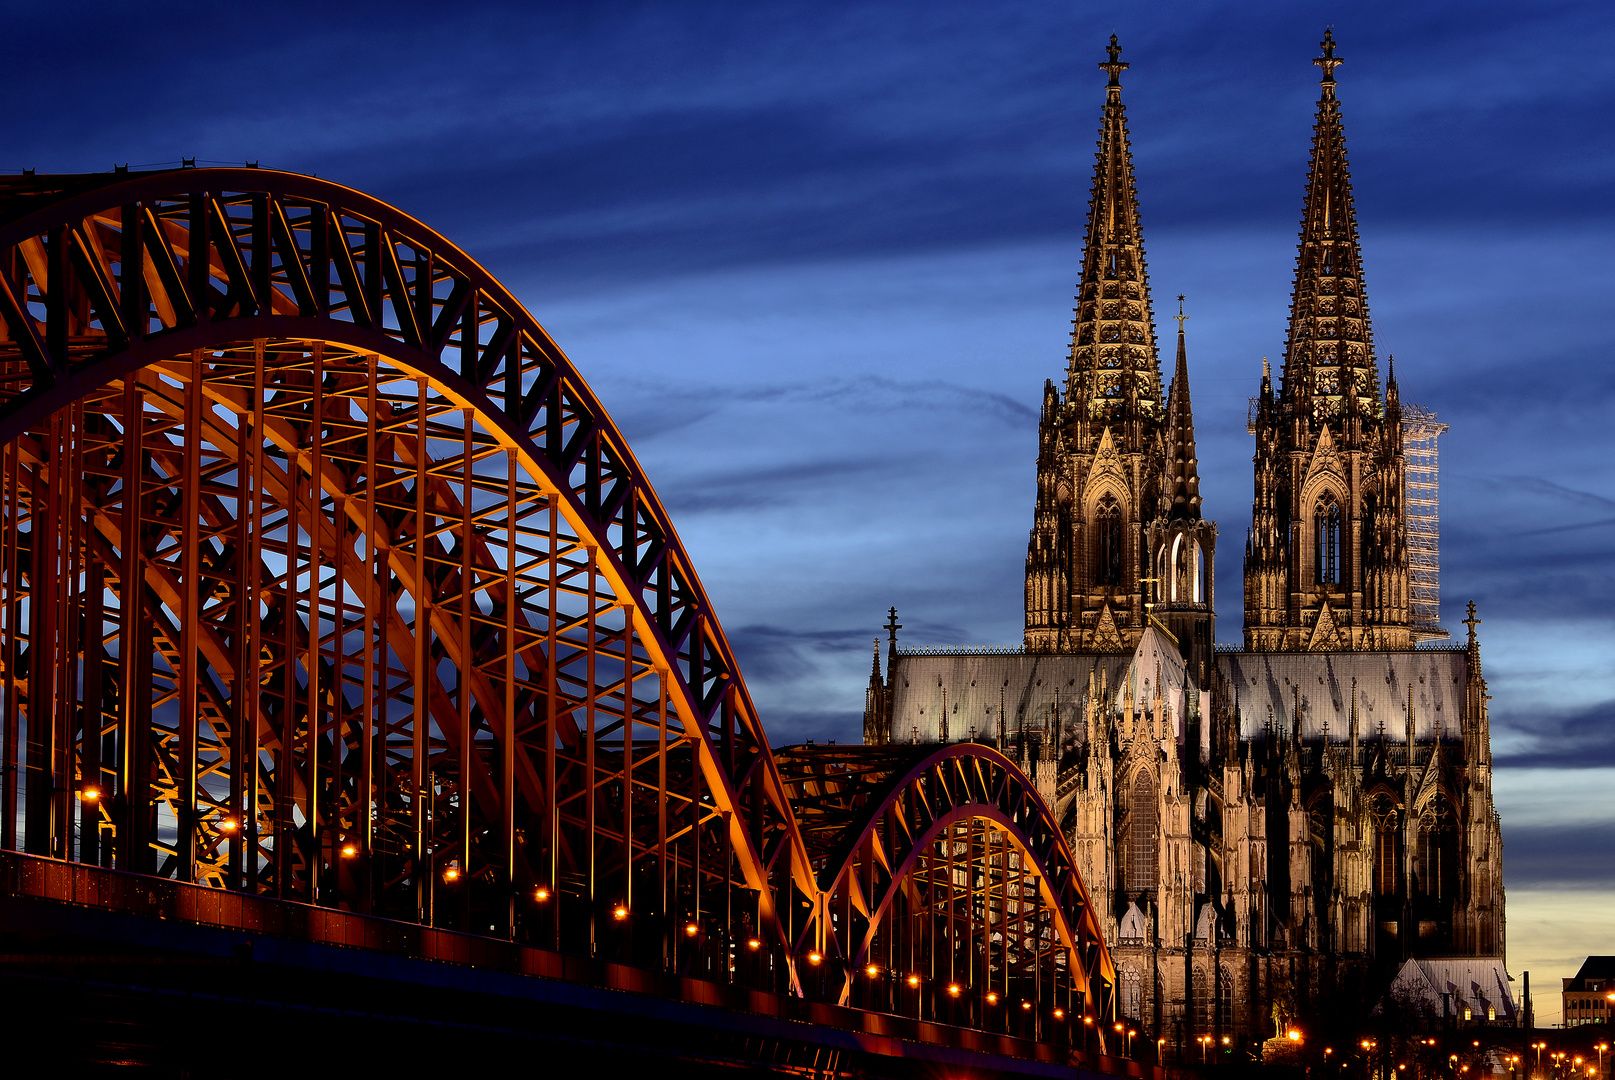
1463,601 -> 1481,647
1314,28 -> 1343,95
1174,293 -> 1188,334
1100,34 -> 1128,90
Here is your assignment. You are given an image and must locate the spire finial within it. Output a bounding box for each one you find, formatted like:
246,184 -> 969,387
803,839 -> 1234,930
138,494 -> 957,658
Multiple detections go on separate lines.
1174,294 -> 1188,335
1314,28 -> 1343,93
1100,34 -> 1128,89
1463,601 -> 1481,649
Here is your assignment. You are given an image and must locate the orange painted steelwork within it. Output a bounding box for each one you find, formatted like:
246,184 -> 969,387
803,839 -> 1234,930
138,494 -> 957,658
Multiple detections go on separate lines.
0,168 -> 1114,1052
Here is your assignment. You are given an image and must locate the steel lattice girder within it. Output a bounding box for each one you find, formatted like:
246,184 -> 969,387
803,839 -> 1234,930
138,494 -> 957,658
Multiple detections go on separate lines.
777,743 -> 1115,1035
0,169 -> 1115,1033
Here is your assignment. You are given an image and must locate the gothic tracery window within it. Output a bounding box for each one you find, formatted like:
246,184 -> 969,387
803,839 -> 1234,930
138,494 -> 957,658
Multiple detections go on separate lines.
1314,492 -> 1341,585
1096,496 -> 1124,587
1126,769 -> 1157,892
1122,967 -> 1142,1020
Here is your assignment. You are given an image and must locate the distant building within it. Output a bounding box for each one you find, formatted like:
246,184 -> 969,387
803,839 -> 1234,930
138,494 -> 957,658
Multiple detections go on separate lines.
863,33 -> 1507,1062
1562,956 -> 1615,1027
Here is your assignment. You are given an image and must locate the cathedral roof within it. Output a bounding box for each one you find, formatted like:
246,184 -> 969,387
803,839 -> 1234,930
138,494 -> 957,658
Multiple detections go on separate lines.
1217,649 -> 1471,743
885,624 -> 1195,748
1278,29 -> 1382,422
1065,36 -> 1163,436
885,651 -> 1130,747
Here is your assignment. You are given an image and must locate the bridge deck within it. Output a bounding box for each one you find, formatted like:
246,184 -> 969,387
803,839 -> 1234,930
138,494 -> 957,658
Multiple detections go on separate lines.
0,851 -> 1154,1079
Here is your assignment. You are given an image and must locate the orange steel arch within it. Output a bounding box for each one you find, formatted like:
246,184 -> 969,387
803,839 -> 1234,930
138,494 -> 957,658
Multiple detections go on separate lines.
0,169 -> 1113,1040
779,743 -> 1115,1041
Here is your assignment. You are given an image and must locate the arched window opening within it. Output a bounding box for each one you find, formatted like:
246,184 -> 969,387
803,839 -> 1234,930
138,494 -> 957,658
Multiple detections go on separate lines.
1370,792 -> 1401,897
1169,534 -> 1184,603
1126,769 -> 1157,893
1193,965 -> 1211,1032
1122,967 -> 1142,1020
1218,966 -> 1235,1030
1417,800 -> 1460,901
1315,492 -> 1341,585
1096,496 -> 1124,587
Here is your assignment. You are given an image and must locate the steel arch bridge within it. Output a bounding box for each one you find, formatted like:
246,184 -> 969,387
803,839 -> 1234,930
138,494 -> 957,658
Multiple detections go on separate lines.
0,168 -> 1118,1073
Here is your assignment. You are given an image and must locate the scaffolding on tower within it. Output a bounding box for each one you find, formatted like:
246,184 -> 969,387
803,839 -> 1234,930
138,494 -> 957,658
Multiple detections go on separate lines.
1403,402 -> 1449,640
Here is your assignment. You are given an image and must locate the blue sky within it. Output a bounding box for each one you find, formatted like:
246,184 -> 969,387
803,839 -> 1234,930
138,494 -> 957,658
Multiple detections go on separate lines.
5,0 -> 1612,1024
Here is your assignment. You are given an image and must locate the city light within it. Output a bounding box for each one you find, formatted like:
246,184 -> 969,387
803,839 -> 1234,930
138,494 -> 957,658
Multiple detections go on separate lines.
685,922 -> 700,937
1287,1029 -> 1302,1042
80,785 -> 100,801
807,951 -> 821,965
748,939 -> 762,951
987,992 -> 999,1005
1021,1000 -> 1032,1011
340,842 -> 357,858
1052,1008 -> 1065,1020
612,904 -> 627,920
534,886 -> 550,901
218,818 -> 238,834
947,983 -> 960,997
907,973 -> 920,988
865,964 -> 878,976
443,863 -> 460,882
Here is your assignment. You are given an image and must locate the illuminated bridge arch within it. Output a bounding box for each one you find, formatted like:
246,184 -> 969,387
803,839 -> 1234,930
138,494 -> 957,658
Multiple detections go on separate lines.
0,168 -> 1115,1053
779,743 -> 1115,1039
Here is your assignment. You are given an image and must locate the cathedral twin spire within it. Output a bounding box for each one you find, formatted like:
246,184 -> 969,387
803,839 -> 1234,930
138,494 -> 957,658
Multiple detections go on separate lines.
1065,35 -> 1162,451
1279,29 -> 1382,423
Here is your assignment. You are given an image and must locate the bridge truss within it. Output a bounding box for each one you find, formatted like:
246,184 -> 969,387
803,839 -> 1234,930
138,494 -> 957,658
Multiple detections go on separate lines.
0,168 -> 1114,1057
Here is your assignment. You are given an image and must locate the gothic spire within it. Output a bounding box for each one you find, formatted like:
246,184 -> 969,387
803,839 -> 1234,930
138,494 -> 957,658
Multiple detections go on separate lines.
1164,295 -> 1201,520
1279,29 -> 1380,420
1066,35 -> 1162,442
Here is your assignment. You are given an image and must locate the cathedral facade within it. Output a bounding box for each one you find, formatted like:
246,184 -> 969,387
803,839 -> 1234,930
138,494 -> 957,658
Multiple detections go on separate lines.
863,34 -> 1508,1057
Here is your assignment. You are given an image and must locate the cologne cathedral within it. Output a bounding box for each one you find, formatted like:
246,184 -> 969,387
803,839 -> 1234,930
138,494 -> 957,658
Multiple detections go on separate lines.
862,33 -> 1508,1054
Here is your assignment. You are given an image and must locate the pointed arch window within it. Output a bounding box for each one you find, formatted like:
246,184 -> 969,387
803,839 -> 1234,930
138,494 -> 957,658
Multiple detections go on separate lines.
1096,496 -> 1124,587
1314,492 -> 1341,585
1126,769 -> 1157,893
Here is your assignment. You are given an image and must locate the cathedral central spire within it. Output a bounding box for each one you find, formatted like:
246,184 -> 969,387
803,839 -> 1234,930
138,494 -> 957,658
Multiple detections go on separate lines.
1065,35 -> 1162,447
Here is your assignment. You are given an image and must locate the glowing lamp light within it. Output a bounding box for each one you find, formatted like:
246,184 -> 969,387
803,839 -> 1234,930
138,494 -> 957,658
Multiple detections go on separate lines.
865,964 -> 879,977
1083,1016 -> 1094,1025
986,992 -> 999,1005
612,904 -> 628,920
807,951 -> 822,965
906,974 -> 920,988
80,785 -> 101,801
340,842 -> 358,858
534,887 -> 550,901
218,818 -> 239,834
1021,1001 -> 1032,1011
748,939 -> 762,951
1287,1029 -> 1302,1042
1222,1037 -> 1231,1045
443,863 -> 461,882
685,922 -> 700,937
947,983 -> 961,997
1052,1008 -> 1065,1020
1115,1023 -> 1125,1033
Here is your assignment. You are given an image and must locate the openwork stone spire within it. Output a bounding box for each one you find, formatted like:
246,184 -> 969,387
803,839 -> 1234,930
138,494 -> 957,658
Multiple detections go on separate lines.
1163,297 -> 1201,521
1065,35 -> 1162,446
1279,28 -> 1381,421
